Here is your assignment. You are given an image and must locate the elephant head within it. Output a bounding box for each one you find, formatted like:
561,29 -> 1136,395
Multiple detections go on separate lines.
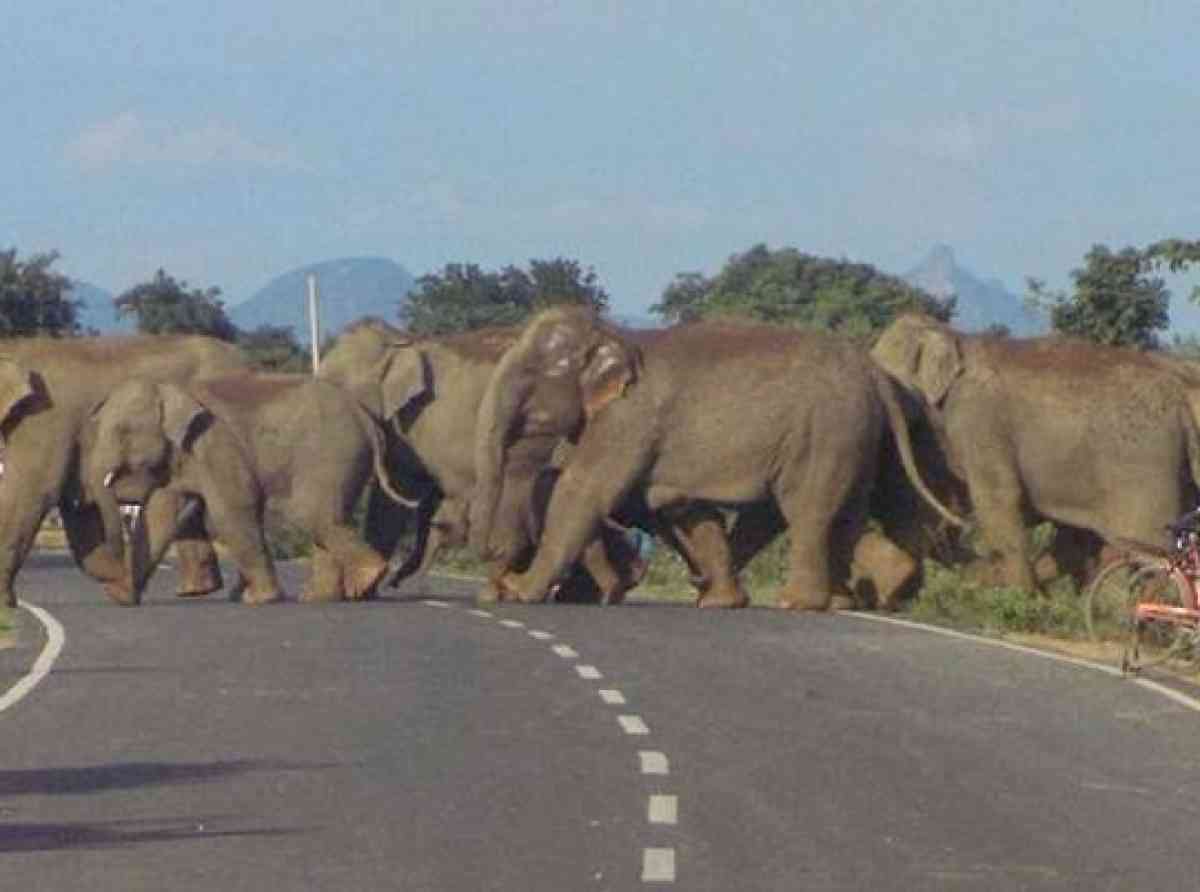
317,320 -> 425,425
469,307 -> 640,557
85,378 -> 211,507
870,314 -> 965,411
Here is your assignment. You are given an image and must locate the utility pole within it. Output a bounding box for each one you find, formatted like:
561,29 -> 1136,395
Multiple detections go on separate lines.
307,273 -> 321,375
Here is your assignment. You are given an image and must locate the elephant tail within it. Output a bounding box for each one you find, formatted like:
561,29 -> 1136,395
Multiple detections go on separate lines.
355,406 -> 422,510
874,369 -> 968,530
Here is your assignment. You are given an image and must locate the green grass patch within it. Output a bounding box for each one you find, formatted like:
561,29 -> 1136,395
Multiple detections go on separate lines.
903,560 -> 1087,639
0,606 -> 13,639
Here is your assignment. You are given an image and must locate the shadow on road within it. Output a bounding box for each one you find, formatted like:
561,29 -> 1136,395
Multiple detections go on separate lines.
0,816 -> 305,853
0,758 -> 329,796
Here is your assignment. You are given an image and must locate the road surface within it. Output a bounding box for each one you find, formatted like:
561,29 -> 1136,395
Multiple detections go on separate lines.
2,552 -> 1199,890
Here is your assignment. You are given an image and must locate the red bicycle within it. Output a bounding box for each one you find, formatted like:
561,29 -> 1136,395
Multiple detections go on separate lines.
1084,525 -> 1200,674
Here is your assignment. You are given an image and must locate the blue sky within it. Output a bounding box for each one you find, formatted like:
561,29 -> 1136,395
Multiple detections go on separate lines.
4,1 -> 1199,326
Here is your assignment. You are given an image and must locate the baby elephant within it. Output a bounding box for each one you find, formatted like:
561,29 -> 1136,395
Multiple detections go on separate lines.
83,373 -> 413,604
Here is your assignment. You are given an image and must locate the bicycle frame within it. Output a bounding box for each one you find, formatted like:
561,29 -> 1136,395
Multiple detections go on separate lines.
1135,538 -> 1200,628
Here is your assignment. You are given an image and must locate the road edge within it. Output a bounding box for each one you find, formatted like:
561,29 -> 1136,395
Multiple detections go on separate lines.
0,600 -> 65,714
846,610 -> 1200,714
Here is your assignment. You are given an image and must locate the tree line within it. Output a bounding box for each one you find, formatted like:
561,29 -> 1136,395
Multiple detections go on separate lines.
3,240 -> 1199,365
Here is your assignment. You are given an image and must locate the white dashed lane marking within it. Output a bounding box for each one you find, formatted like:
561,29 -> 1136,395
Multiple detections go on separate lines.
642,848 -> 677,884
420,600 -> 676,884
618,715 -> 651,735
648,795 -> 678,826
639,751 -> 669,775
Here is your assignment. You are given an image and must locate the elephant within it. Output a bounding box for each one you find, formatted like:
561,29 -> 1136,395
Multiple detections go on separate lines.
471,308 -> 965,608
81,372 -> 415,604
314,320 -> 646,603
0,335 -> 246,607
870,313 -> 1200,592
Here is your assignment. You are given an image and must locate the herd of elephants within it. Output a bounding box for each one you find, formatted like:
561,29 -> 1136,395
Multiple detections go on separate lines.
2,306 -> 1199,613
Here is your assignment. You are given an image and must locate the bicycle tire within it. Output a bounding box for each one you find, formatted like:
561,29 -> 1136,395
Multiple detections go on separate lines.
1124,567 -> 1194,672
1084,555 -> 1166,645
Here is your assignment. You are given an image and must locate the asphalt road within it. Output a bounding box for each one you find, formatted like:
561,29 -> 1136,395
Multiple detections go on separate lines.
3,552 -> 1200,891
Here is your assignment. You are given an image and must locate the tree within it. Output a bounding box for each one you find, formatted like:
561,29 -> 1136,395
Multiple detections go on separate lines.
1028,245 -> 1169,349
238,324 -> 310,372
115,269 -> 238,341
651,244 -> 955,339
0,248 -> 81,337
399,257 -> 610,335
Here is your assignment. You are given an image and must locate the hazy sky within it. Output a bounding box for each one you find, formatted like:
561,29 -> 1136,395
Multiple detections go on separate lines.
4,1 -> 1198,325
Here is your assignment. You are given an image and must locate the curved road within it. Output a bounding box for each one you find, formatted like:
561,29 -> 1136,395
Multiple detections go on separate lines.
3,552 -> 1199,890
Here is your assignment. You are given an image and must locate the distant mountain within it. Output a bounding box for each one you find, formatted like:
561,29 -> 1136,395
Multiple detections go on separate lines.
230,257 -> 415,339
904,244 -> 1044,336
69,280 -> 134,334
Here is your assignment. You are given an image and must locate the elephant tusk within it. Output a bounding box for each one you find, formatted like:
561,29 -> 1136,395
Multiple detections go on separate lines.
103,470 -> 116,488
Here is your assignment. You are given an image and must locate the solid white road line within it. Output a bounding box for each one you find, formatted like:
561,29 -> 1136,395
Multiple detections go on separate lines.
639,751 -> 670,775
847,611 -> 1200,714
0,601 -> 65,714
600,689 -> 627,705
576,665 -> 602,680
619,715 -> 650,735
552,644 -> 579,659
648,795 -> 678,825
642,848 -> 676,883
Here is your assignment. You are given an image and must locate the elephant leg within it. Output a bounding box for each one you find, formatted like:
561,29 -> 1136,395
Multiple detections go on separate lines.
364,481 -> 412,570
314,523 -> 388,601
661,506 -> 747,608
171,505 -> 223,598
773,459 -> 869,610
60,499 -> 131,601
202,496 -> 282,605
300,547 -> 345,603
567,525 -> 647,606
965,460 -> 1038,592
0,453 -> 68,606
848,530 -> 918,611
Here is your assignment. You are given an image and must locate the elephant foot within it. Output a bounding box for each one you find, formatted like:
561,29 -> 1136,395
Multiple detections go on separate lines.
495,572 -> 549,604
239,587 -> 286,607
696,585 -> 750,609
102,579 -> 141,607
476,579 -> 502,604
345,559 -> 387,601
776,592 -> 854,611
173,548 -> 223,597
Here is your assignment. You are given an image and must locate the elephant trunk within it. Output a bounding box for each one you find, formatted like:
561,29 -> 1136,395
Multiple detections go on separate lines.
469,350 -> 532,558
874,369 -> 968,530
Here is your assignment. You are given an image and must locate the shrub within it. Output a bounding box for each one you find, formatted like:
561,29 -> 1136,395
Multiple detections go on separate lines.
905,560 -> 1086,638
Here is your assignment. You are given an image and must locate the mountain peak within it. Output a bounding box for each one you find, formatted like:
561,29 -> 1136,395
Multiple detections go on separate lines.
904,245 -> 1043,335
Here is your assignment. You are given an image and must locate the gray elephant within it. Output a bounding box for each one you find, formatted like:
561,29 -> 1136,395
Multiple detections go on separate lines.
870,313 -> 1200,591
82,372 -> 414,604
315,319 -> 645,602
471,308 -> 965,608
0,335 -> 246,607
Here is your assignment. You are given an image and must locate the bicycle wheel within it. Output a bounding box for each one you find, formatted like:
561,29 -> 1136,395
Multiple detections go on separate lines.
1084,556 -> 1167,645
1125,570 -> 1195,672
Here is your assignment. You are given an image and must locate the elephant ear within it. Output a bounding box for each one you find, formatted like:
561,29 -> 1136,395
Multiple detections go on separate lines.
580,339 -> 638,421
914,328 -> 963,407
158,383 -> 211,453
380,347 -> 431,423
0,356 -> 36,433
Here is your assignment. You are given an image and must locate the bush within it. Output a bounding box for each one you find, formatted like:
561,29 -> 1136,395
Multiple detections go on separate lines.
905,560 -> 1086,638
